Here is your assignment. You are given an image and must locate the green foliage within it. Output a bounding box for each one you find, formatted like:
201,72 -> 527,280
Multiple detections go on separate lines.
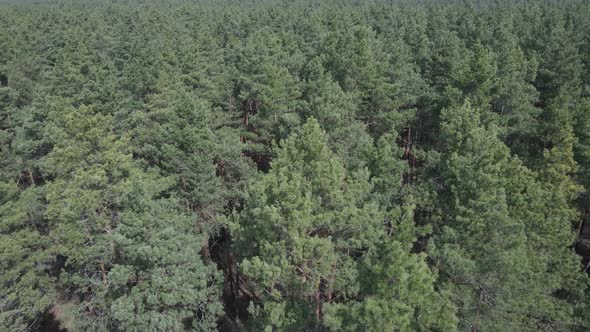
110,198 -> 222,331
234,118 -> 383,330
432,103 -> 532,330
324,206 -> 457,332
41,103 -> 221,330
432,102 -> 587,330
0,185 -> 54,331
1,1 -> 589,330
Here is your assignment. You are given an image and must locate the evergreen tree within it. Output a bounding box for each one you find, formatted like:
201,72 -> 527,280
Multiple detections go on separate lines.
43,104 -> 221,330
490,15 -> 539,140
233,118 -> 383,330
110,198 -> 222,331
431,103 -> 533,331
0,33 -> 55,330
0,178 -> 54,331
300,58 -> 373,171
231,28 -> 303,147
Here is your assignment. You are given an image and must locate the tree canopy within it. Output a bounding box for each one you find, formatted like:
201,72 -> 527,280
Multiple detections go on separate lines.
0,1 -> 589,331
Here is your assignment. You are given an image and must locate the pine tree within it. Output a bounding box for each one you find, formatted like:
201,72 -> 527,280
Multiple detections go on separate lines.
0,34 -> 55,330
231,28 -> 303,147
323,203 -> 457,332
300,58 -> 373,171
431,103 -> 533,331
233,118 -> 383,330
110,198 -> 222,331
43,104 -> 222,330
490,15 -> 540,142
129,78 -> 223,213
0,179 -> 54,331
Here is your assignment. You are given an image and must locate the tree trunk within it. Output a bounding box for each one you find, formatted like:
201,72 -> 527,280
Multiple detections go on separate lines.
315,284 -> 322,326
99,260 -> 107,286
27,170 -> 35,186
576,208 -> 588,239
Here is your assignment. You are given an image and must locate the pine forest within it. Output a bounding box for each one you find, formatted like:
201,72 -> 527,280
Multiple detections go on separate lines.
1,0 -> 590,331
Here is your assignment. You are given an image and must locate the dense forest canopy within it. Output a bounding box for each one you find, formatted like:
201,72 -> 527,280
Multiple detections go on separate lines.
1,0 -> 589,331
